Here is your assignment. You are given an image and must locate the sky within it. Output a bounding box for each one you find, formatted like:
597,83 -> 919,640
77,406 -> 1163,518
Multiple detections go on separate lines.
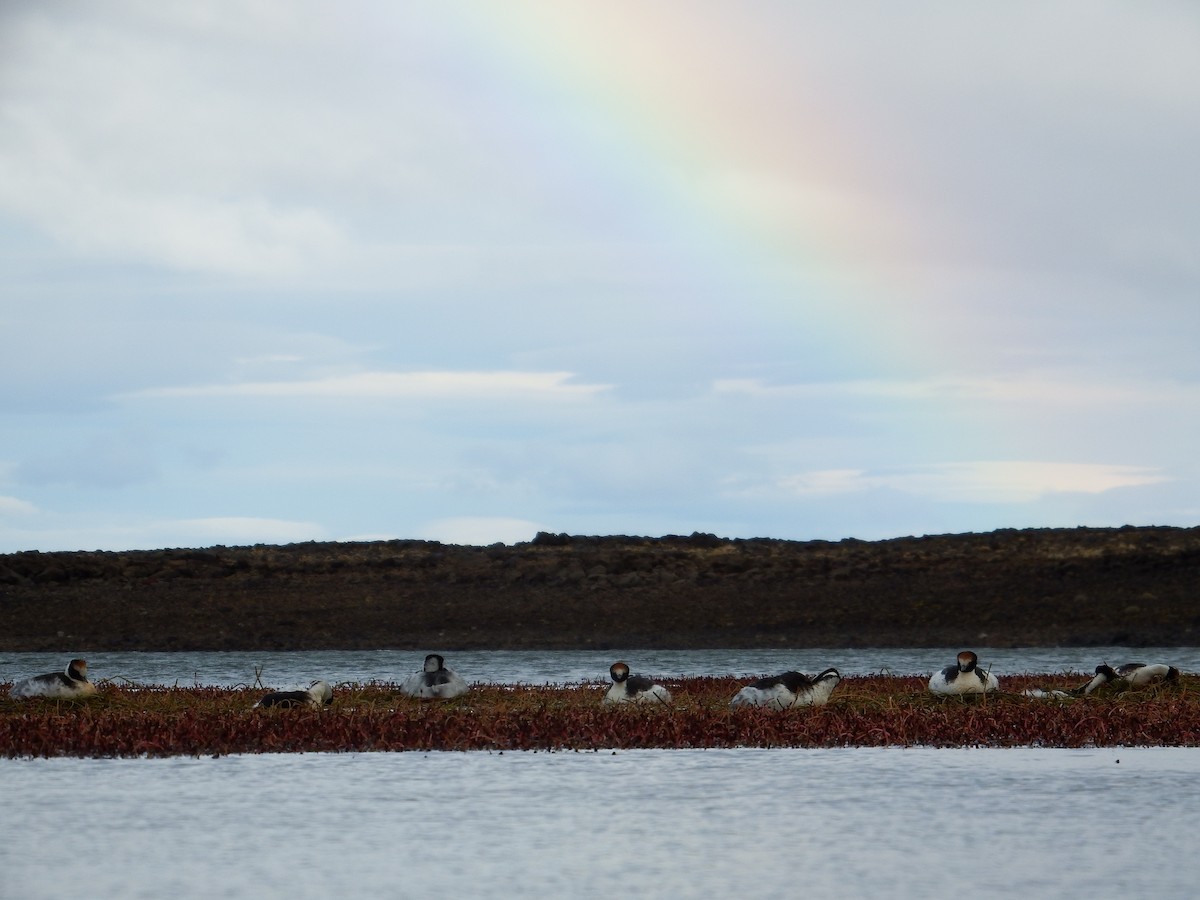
2,1 -> 1198,552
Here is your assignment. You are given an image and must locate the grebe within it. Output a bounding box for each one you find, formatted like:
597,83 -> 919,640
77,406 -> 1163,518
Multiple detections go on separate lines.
1081,662 -> 1180,694
1021,687 -> 1071,699
603,661 -> 672,705
10,658 -> 98,699
730,668 -> 842,709
254,680 -> 333,708
928,650 -> 999,696
401,654 -> 469,699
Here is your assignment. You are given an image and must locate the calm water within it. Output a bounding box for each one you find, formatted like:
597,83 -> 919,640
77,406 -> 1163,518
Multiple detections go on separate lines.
4,646 -> 1197,689
5,649 -> 1198,897
3,747 -> 1199,898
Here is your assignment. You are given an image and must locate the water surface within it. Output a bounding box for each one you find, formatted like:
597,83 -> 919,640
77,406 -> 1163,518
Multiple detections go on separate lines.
2,747 -> 1197,899
5,646 -> 1196,689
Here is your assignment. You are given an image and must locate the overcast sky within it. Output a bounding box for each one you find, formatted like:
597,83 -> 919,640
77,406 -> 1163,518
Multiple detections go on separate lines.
2,1 -> 1198,552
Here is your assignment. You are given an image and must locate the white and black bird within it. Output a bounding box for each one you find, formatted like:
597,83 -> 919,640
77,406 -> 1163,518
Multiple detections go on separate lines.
401,654 -> 469,700
603,661 -> 672,705
9,658 -> 98,699
254,680 -> 333,709
928,650 -> 999,696
1081,662 -> 1180,695
731,668 -> 842,709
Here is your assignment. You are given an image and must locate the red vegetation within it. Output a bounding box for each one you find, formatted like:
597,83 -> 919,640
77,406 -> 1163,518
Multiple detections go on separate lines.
2,674 -> 1196,758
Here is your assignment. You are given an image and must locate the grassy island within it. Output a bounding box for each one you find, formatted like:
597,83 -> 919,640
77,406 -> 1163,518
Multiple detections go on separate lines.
3,673 -> 1196,757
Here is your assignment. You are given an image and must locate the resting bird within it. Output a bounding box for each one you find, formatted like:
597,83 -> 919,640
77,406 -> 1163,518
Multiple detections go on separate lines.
603,661 -> 672,705
401,654 -> 469,699
1081,662 -> 1180,695
731,668 -> 842,709
254,680 -> 333,708
1021,687 -> 1072,699
928,650 -> 999,696
9,658 -> 98,699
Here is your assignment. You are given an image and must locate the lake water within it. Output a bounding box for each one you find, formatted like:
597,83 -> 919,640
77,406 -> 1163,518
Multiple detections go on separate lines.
4,648 -> 1199,898
3,747 -> 1198,898
4,646 -> 1198,689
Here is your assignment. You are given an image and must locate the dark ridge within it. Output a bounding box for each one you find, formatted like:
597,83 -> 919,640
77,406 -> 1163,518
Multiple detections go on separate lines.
2,525 -> 1199,651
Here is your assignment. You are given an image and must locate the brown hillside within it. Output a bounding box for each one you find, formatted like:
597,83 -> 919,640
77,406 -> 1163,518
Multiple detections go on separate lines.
1,526 -> 1198,651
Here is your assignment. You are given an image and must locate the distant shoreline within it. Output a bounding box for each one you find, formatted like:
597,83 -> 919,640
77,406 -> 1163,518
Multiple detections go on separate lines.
2,526 -> 1199,651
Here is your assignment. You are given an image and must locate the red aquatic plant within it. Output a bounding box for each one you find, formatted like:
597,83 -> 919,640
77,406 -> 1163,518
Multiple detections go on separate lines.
1,674 -> 1195,757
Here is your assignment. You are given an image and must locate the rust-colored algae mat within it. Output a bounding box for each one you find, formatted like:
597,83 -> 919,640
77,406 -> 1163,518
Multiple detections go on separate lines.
2,674 -> 1197,757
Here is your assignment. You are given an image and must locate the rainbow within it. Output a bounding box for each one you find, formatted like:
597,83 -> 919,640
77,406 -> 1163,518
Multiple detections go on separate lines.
425,3 -> 946,375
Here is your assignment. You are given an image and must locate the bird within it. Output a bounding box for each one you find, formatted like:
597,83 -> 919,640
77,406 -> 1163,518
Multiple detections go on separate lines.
1021,687 -> 1072,699
928,650 -> 999,696
603,661 -> 672,705
401,654 -> 469,699
254,680 -> 333,708
731,668 -> 842,709
9,658 -> 98,699
1080,662 -> 1180,695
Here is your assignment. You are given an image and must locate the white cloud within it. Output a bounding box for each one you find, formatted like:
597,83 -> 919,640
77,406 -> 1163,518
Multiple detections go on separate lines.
126,370 -> 611,401
416,517 -> 544,546
0,514 -> 323,552
711,374 -> 1177,407
170,517 -> 323,546
765,461 -> 1168,505
775,469 -> 870,497
72,195 -> 347,278
0,496 -> 38,516
0,6 -> 356,278
1,3 -> 1197,553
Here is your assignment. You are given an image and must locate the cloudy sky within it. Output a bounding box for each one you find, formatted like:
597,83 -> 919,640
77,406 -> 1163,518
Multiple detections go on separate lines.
2,2 -> 1197,552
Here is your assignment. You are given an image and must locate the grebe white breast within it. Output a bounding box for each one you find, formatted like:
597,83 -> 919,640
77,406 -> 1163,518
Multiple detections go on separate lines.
401,654 -> 469,699
603,661 -> 672,705
9,658 -> 98,699
254,680 -> 334,708
1082,662 -> 1180,694
731,668 -> 842,709
928,650 -> 999,696
1021,688 -> 1071,699
1114,662 -> 1180,686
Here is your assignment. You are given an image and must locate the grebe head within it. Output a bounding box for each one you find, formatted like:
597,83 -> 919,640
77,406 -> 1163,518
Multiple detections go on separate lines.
610,661 -> 630,683
424,654 -> 445,674
956,651 -> 979,672
66,659 -> 90,682
815,668 -> 841,683
1095,663 -> 1118,679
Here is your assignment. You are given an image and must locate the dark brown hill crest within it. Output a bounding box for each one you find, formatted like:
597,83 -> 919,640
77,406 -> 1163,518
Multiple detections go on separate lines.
2,526 -> 1198,651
